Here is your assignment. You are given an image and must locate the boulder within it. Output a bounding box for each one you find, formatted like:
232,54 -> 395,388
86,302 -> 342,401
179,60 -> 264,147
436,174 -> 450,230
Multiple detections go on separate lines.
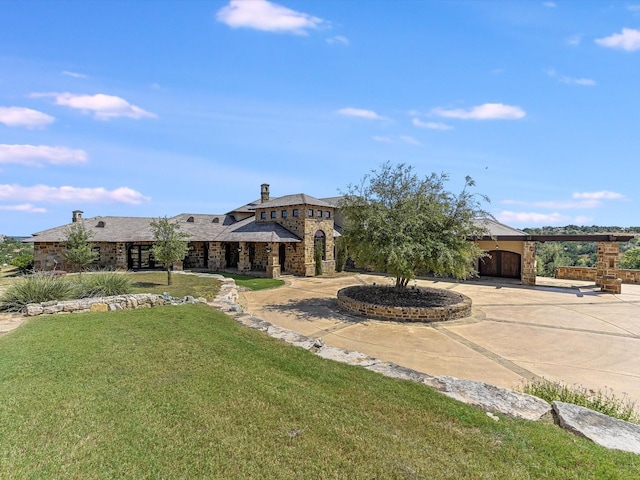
422,376 -> 551,421
553,401 -> 640,455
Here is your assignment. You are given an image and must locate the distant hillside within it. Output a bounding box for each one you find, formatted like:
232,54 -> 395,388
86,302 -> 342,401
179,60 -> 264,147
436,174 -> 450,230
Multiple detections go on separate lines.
523,225 -> 640,235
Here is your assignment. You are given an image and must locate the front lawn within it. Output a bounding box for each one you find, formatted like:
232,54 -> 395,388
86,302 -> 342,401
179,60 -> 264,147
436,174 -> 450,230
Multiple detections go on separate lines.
128,272 -> 221,299
207,271 -> 285,290
0,305 -> 637,478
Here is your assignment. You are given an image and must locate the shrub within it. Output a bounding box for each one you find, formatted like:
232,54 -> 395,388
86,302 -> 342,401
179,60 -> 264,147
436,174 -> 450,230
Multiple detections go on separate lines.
314,242 -> 323,276
10,252 -> 34,273
519,379 -> 639,424
73,272 -> 132,298
0,272 -> 75,312
335,240 -> 347,273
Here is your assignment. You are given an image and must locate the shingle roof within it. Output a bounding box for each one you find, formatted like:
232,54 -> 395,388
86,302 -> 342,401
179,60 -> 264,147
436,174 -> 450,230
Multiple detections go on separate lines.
214,217 -> 301,243
25,216 -> 157,243
255,193 -> 333,209
472,218 -> 526,237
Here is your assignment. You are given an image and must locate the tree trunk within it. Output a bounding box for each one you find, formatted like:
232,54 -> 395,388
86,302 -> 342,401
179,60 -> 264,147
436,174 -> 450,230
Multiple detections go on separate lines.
167,267 -> 172,286
395,277 -> 409,289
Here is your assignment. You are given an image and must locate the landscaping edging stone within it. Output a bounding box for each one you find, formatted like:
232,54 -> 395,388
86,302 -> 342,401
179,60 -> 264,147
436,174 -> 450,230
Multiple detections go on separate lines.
214,278 -> 640,455
24,293 -> 206,316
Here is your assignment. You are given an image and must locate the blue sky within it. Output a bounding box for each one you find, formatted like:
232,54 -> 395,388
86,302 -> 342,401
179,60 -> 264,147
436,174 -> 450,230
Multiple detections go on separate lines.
1,0 -> 639,236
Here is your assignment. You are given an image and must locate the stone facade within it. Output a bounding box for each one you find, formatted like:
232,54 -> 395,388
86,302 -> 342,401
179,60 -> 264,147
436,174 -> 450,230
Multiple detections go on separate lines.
521,241 -> 537,286
255,203 -> 335,276
596,241 -> 622,294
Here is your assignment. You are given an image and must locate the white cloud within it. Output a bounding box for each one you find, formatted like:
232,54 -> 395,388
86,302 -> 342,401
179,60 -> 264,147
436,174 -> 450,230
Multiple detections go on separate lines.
400,135 -> 421,146
432,103 -> 526,120
216,0 -> 324,35
0,184 -> 150,204
0,107 -> 55,128
412,118 -> 453,130
543,2 -> 556,7
0,144 -> 88,166
32,92 -> 156,120
326,35 -> 349,46
572,190 -> 624,200
372,136 -> 392,143
496,211 -> 569,225
629,5 -> 640,12
336,107 -> 383,120
545,68 -> 595,86
0,203 -> 46,213
62,70 -> 88,79
502,199 -> 600,209
596,28 -> 640,52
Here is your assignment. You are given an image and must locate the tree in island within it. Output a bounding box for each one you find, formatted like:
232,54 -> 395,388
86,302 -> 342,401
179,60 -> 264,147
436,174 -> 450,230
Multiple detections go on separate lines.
150,216 -> 190,286
63,223 -> 99,273
339,162 -> 491,289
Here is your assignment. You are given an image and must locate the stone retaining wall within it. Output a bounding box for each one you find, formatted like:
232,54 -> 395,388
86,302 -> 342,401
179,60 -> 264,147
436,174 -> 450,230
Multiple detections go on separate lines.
336,287 -> 472,322
24,293 -> 205,317
556,266 -> 640,284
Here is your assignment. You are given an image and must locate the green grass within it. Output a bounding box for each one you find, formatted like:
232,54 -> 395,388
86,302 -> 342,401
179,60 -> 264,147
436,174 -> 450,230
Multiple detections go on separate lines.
129,272 -> 222,300
519,379 -> 640,424
208,271 -> 285,290
0,305 -> 638,479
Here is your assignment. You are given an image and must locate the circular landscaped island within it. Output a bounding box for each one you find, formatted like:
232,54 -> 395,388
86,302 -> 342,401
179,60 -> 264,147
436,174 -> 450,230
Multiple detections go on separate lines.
337,285 -> 472,323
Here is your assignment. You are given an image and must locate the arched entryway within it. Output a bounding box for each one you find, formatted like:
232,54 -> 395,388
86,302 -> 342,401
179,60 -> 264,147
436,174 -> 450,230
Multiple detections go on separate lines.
479,250 -> 521,279
314,230 -> 326,260
279,244 -> 286,271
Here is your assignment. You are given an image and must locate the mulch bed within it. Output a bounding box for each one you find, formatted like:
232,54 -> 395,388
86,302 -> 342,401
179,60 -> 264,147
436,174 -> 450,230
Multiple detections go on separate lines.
342,285 -> 464,308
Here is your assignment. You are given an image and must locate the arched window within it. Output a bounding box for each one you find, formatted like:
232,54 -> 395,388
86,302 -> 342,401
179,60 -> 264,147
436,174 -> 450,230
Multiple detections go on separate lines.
96,221 -> 105,228
212,217 -> 219,223
187,216 -> 195,223
314,230 -> 326,261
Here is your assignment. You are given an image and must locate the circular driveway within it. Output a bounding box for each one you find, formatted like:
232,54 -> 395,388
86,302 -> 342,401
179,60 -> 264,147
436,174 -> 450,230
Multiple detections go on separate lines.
241,273 -> 640,404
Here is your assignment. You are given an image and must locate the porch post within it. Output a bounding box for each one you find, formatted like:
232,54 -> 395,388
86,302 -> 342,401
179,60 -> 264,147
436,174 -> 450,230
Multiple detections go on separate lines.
266,242 -> 280,278
521,241 -> 537,286
238,242 -> 250,273
596,242 -> 622,294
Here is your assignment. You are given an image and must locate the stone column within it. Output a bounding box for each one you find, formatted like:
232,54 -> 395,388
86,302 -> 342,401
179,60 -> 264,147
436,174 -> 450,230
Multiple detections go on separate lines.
115,242 -> 128,270
266,242 -> 280,278
237,242 -> 250,272
521,241 -> 537,286
596,242 -> 622,294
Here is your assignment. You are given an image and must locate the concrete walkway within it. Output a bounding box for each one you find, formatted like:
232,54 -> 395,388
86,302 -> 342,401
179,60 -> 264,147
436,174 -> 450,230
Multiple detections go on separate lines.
241,274 -> 640,405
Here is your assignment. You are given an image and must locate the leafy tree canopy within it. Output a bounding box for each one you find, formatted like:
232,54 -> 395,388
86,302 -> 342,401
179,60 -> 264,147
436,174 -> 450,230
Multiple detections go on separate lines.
150,217 -> 190,286
620,247 -> 640,270
339,162 -> 490,288
63,223 -> 99,272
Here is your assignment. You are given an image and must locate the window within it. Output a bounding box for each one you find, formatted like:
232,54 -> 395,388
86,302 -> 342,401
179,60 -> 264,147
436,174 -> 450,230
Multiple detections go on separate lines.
325,211 -> 331,219
281,210 -> 287,218
316,210 -> 322,218
187,216 -> 194,223
212,217 -> 220,223
96,221 -> 105,228
293,209 -> 299,217
91,246 -> 100,263
308,209 -> 313,217
260,212 -> 266,219
271,211 -> 276,218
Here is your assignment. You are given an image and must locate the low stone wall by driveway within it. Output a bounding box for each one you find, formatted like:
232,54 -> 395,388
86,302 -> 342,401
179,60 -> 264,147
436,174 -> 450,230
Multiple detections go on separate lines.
214,280 -> 640,456
556,266 -> 640,284
24,293 -> 205,316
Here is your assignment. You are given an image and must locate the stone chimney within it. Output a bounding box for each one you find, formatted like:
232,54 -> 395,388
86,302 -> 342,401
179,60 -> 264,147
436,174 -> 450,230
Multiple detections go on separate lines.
72,210 -> 83,223
261,184 -> 270,203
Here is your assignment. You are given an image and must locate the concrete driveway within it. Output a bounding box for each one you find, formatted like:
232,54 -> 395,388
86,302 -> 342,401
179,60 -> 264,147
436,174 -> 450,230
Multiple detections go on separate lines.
241,273 -> 640,405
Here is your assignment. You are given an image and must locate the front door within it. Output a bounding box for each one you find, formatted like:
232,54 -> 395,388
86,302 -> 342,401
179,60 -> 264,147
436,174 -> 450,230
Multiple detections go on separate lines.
279,244 -> 286,271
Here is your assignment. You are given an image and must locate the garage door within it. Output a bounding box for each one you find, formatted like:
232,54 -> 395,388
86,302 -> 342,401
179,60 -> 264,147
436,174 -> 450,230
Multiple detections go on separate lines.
479,250 -> 521,279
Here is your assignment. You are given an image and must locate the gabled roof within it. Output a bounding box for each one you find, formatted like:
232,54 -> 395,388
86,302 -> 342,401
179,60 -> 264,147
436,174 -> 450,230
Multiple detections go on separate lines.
320,196 -> 343,207
255,193 -> 333,209
214,217 -> 301,243
25,216 -> 157,243
226,199 -> 263,214
472,218 -> 527,237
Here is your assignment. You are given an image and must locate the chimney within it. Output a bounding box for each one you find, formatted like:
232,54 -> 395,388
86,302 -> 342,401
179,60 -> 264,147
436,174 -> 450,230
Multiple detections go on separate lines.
261,184 -> 270,203
72,210 -> 83,223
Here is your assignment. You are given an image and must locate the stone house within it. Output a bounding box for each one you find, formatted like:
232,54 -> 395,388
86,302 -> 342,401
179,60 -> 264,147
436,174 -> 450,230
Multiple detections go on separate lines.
24,184 -> 632,290
26,185 -> 338,278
